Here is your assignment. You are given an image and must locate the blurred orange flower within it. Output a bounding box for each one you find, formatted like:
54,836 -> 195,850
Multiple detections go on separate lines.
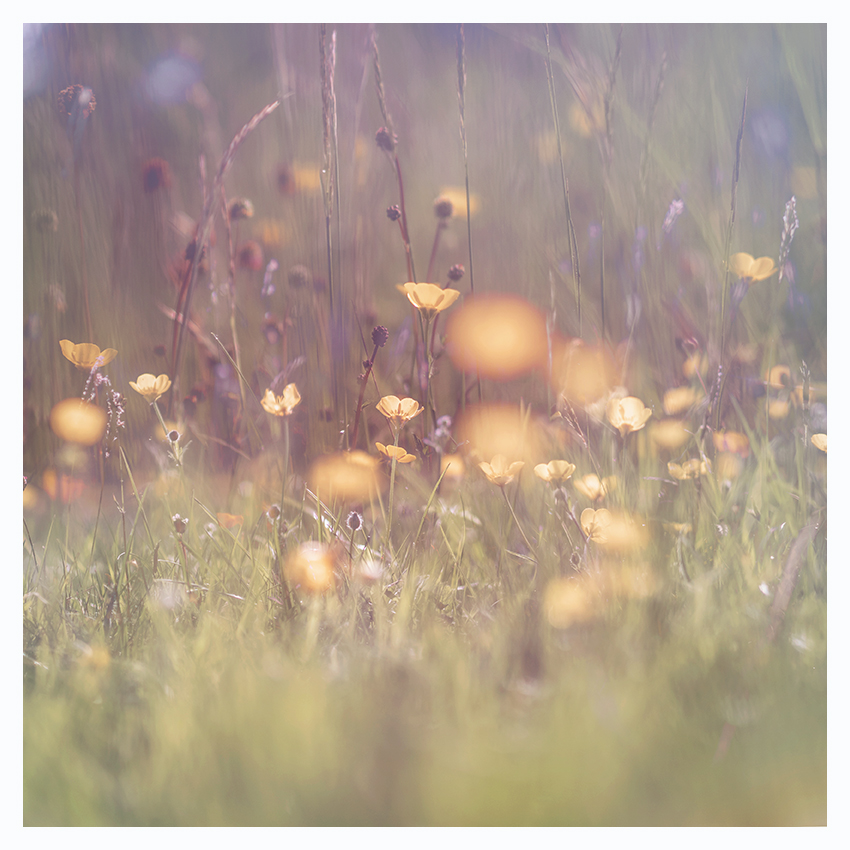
308,451 -> 383,502
50,398 -> 107,445
284,542 -> 336,594
712,430 -> 750,457
216,512 -> 244,529
60,339 -> 117,371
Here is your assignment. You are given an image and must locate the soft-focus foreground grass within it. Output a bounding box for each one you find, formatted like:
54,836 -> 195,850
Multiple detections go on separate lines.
23,24 -> 826,825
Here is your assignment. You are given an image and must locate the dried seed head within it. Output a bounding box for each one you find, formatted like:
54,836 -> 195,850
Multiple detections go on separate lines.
434,196 -> 454,219
375,127 -> 397,153
386,205 -> 401,222
57,84 -> 96,118
346,510 -> 363,532
237,241 -> 263,271
371,325 -> 389,348
167,430 -> 181,443
142,158 -> 172,193
172,514 -> 188,535
267,504 -> 281,521
288,264 -> 313,289
33,209 -> 58,234
448,264 -> 465,282
228,198 -> 254,220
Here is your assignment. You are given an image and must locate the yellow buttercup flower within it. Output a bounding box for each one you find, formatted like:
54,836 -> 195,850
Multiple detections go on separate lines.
574,474 -> 616,502
402,282 -> 461,319
712,430 -> 750,457
478,454 -> 524,488
662,386 -> 698,416
533,460 -> 576,484
376,395 -> 423,431
60,339 -> 117,371
375,442 -> 416,464
129,373 -> 172,403
650,418 -> 690,450
580,508 -> 613,543
765,365 -> 792,390
668,458 -> 709,480
261,383 -> 301,417
606,396 -> 652,437
811,433 -> 827,453
729,253 -> 778,282
49,398 -> 107,446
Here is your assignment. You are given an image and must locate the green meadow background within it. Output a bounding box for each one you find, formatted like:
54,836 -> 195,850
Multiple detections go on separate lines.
23,23 -> 826,826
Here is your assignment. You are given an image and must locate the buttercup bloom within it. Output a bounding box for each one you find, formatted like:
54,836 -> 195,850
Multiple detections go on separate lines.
574,474 -> 616,501
668,458 -> 709,480
606,396 -> 652,437
811,433 -> 827,453
60,340 -> 117,371
478,454 -> 524,488
402,282 -> 461,319
375,442 -> 416,463
533,460 -> 576,484
50,398 -> 108,445
580,508 -> 613,543
261,384 -> 301,417
712,430 -> 750,457
662,386 -> 698,416
376,395 -> 423,431
129,373 -> 172,403
729,253 -> 777,282
284,542 -> 336,595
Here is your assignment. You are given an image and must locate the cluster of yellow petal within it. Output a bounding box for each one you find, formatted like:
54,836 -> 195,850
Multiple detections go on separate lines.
261,383 -> 301,417
811,433 -> 827,453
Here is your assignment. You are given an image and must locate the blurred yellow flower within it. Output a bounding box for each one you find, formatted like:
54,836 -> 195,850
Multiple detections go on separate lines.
662,386 -> 698,416
375,442 -> 416,463
440,453 -> 466,480
216,512 -> 244,529
60,339 -> 117,371
437,186 -> 479,218
402,282 -> 461,319
261,384 -> 301,417
533,460 -> 576,484
550,338 -> 617,406
715,452 -> 743,482
768,399 -> 790,420
376,395 -> 423,431
308,451 -> 383,502
811,433 -> 827,453
729,253 -> 777,282
49,398 -> 107,445
284,541 -> 336,595
478,454 -> 524,487
668,458 -> 709,480
663,521 -> 692,535
682,352 -> 709,379
712,430 -> 750,457
129,373 -> 172,403
574,473 -> 616,502
607,396 -> 652,437
765,365 -> 792,390
650,418 -> 690,450
544,576 -> 602,628
581,508 -> 612,543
